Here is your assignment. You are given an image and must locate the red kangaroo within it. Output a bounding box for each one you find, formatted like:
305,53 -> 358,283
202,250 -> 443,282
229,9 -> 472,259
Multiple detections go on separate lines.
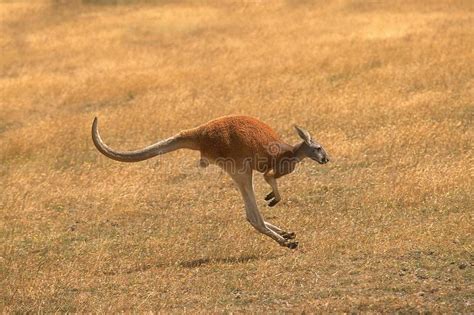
92,115 -> 329,249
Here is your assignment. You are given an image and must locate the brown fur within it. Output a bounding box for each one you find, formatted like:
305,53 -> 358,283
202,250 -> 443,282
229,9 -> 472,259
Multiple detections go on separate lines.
181,115 -> 297,173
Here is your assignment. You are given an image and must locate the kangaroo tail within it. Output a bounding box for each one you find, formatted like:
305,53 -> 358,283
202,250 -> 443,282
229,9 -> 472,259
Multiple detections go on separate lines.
91,117 -> 197,162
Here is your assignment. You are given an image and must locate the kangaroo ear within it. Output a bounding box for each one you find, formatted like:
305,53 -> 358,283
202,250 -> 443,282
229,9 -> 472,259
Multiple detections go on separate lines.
294,125 -> 312,144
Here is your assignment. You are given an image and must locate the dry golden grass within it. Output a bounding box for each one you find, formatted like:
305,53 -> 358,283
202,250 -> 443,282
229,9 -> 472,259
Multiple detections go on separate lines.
1,0 -> 473,312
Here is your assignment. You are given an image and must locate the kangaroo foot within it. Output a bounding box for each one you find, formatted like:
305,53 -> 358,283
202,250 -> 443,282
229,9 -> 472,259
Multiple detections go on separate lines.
280,240 -> 298,249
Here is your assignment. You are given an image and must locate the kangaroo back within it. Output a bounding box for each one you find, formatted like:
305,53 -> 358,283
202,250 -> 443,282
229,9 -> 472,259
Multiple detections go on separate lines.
195,115 -> 289,171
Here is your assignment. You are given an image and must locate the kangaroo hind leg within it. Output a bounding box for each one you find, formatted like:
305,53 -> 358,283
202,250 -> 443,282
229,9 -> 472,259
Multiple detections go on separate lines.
231,171 -> 297,249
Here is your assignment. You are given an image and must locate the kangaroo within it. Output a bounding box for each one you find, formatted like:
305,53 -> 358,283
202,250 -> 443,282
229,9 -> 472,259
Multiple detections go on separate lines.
91,115 -> 329,249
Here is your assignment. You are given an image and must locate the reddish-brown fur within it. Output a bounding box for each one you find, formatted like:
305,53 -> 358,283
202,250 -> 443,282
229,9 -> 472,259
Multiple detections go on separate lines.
181,115 -> 296,174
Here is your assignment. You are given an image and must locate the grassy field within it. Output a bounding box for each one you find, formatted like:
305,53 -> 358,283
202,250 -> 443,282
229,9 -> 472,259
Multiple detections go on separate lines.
1,0 -> 473,312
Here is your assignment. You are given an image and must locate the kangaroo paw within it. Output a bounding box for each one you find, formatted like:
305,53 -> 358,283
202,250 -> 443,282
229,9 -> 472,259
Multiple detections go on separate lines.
268,198 -> 280,207
264,192 -> 274,201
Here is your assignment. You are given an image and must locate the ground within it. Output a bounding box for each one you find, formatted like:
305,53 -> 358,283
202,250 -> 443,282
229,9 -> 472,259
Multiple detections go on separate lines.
0,0 -> 473,312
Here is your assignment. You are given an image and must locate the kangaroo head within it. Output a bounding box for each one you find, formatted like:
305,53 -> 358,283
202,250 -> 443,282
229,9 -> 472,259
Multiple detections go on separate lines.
294,125 -> 329,164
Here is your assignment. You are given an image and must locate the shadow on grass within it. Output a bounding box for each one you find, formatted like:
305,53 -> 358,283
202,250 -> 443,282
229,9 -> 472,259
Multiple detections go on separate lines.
102,254 -> 278,275
179,254 -> 271,268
